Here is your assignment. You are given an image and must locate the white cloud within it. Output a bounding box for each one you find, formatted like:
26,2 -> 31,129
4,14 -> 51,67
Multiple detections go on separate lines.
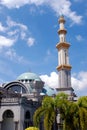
29,0 -> 45,6
40,71 -> 87,96
47,49 -> 51,56
0,78 -> 4,84
4,48 -> 29,64
6,16 -> 28,41
0,0 -> 29,9
0,47 -> 31,65
1,0 -> 82,24
0,35 -> 15,48
27,37 -> 35,47
0,60 -> 17,80
0,22 -> 7,32
76,35 -> 83,42
7,29 -> 19,36
74,0 -> 83,2
0,17 -> 35,48
1,0 -> 45,8
72,71 -> 87,90
50,0 -> 82,24
20,32 -> 26,40
7,16 -> 28,31
40,72 -> 58,88
44,49 -> 52,62
7,17 -> 33,43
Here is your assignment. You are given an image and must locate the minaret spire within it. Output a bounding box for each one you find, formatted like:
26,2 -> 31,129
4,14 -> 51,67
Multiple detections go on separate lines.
56,16 -> 75,99
57,16 -> 71,67
58,15 -> 67,43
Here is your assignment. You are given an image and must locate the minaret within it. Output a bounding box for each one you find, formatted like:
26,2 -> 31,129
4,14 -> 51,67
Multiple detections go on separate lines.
56,16 -> 75,99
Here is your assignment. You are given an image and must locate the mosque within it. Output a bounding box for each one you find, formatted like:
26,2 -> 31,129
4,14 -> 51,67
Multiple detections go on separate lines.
0,16 -> 76,130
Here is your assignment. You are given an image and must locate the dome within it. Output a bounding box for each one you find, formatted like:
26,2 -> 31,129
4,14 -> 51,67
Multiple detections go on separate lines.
17,72 -> 41,81
42,86 -> 57,96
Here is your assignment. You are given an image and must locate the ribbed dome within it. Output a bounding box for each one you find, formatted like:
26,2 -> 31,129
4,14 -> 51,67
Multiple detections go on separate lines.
17,72 -> 41,81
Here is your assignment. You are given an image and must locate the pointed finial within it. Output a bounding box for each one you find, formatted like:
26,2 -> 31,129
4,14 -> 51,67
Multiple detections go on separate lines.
58,15 -> 65,23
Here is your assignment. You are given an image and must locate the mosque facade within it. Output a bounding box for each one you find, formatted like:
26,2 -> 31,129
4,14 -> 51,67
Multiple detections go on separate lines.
0,16 -> 76,130
0,72 -> 56,130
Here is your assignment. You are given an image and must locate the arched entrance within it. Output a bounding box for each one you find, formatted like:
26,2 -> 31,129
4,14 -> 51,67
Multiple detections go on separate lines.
2,110 -> 15,130
24,110 -> 33,129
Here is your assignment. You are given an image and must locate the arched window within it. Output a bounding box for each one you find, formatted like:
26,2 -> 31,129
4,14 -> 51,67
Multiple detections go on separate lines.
7,85 -> 26,94
25,111 -> 30,119
3,110 -> 14,119
4,81 -> 27,94
64,49 -> 68,64
2,110 -> 15,130
24,111 -> 32,129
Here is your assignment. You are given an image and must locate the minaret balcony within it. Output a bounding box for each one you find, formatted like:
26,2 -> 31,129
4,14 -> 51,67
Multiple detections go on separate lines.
56,42 -> 70,50
56,65 -> 72,71
58,29 -> 67,35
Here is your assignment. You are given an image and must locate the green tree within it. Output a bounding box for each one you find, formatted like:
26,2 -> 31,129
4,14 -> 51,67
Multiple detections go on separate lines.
76,96 -> 87,130
33,96 -> 56,130
55,94 -> 87,130
33,93 -> 87,130
55,93 -> 78,130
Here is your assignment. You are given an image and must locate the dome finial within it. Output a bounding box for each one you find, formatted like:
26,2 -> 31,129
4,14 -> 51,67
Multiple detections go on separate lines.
61,14 -> 64,17
58,15 -> 65,23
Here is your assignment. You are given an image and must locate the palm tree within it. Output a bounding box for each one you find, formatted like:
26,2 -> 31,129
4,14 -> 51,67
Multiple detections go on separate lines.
56,94 -> 87,130
33,96 -> 56,130
57,95 -> 87,130
76,96 -> 87,130
33,93 -> 87,130
33,93 -> 78,130
55,93 -> 79,130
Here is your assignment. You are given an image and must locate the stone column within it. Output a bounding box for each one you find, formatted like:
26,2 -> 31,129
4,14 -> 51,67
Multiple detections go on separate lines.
15,121 -> 18,130
0,121 -> 2,130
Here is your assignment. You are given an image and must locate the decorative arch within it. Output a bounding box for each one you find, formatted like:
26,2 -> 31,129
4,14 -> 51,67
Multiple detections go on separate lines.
2,110 -> 15,130
4,81 -> 28,94
25,111 -> 30,119
24,110 -> 32,129
3,110 -> 14,119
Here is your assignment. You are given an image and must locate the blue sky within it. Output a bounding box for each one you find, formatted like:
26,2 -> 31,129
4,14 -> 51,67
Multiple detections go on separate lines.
0,0 -> 87,96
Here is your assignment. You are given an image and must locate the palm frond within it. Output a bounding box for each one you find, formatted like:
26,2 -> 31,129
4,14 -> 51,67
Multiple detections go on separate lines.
44,108 -> 55,130
33,106 -> 46,127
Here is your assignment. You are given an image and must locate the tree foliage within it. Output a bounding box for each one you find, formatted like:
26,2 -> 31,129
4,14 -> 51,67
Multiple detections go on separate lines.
77,96 -> 87,130
33,96 -> 56,130
25,127 -> 39,130
33,93 -> 87,130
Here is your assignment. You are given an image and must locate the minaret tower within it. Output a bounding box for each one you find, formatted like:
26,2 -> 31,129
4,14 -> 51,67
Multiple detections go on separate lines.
56,16 -> 75,98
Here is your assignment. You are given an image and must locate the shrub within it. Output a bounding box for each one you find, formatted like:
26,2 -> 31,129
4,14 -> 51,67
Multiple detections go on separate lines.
25,126 -> 39,130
